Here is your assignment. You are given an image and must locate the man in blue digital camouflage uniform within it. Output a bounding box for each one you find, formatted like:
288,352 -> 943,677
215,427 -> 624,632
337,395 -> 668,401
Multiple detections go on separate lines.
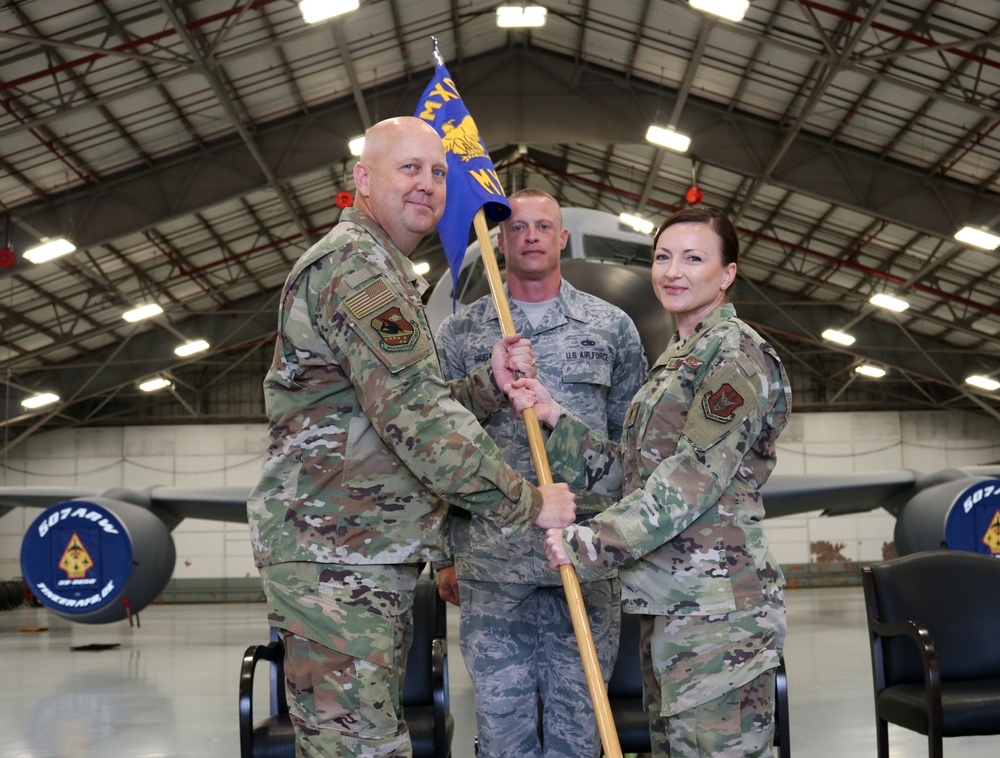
436,189 -> 647,758
247,118 -> 577,758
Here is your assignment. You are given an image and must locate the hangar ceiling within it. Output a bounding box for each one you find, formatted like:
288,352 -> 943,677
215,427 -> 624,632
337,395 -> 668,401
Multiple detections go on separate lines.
1,0 -> 1000,450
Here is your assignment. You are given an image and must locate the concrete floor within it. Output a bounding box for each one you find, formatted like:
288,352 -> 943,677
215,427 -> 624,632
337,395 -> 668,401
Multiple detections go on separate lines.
0,585 -> 994,757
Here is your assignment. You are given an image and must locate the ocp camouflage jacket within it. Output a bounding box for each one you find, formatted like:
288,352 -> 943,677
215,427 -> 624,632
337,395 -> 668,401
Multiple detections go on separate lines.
248,208 -> 542,569
547,303 -> 791,615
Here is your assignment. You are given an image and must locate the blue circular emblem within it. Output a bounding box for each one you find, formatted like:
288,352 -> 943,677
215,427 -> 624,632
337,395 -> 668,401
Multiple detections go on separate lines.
944,479 -> 1000,555
21,500 -> 133,616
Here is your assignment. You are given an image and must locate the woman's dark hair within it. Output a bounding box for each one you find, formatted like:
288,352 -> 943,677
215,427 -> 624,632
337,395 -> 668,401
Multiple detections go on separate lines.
653,207 -> 740,266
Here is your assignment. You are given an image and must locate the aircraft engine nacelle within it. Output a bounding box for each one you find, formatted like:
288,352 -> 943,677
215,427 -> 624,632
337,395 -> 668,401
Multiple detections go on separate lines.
20,497 -> 176,624
894,477 -> 1000,556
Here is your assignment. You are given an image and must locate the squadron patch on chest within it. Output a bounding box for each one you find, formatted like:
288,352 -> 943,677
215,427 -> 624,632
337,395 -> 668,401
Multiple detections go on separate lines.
370,306 -> 420,351
702,383 -> 745,422
345,278 -> 395,319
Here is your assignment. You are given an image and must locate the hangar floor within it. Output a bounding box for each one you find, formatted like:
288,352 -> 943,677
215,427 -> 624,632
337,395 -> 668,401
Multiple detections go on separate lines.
0,585 -> 993,757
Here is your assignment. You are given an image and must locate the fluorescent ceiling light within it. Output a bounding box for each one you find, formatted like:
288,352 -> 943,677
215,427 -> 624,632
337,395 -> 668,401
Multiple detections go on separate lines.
299,0 -> 359,24
855,365 -> 886,378
954,226 -> 1000,251
689,0 -> 750,22
21,392 -> 59,409
413,261 -> 431,276
619,213 -> 655,235
23,238 -> 75,264
348,135 -> 365,156
822,328 -> 855,346
174,339 -> 209,357
122,303 -> 164,323
966,375 -> 1000,391
139,377 -> 172,392
870,293 -> 910,312
645,125 -> 691,153
496,5 -> 547,27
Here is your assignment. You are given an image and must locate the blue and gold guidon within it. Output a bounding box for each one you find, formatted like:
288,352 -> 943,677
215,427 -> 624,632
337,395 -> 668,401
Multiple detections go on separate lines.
415,64 -> 510,295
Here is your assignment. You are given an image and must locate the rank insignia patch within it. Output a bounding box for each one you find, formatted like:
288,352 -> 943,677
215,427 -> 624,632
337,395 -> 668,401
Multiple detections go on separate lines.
667,355 -> 706,371
702,382 -> 745,422
371,306 -> 419,351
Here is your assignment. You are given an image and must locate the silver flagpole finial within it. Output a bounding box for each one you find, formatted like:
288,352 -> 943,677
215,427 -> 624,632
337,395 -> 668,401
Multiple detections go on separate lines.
432,36 -> 444,66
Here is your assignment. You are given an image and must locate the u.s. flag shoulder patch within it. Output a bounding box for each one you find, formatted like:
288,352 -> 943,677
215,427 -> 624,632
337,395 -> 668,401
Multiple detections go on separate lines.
344,278 -> 395,320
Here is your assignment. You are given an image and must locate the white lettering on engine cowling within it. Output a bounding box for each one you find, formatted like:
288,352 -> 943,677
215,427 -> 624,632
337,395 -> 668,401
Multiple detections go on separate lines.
37,506 -> 120,538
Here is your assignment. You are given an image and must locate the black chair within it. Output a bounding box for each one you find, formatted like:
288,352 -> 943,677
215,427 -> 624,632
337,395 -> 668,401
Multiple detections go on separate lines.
606,611 -> 791,756
862,550 -> 1000,758
238,578 -> 453,758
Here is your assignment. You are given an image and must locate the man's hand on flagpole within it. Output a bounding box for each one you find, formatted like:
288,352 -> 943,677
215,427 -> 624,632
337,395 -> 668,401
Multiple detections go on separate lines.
491,333 -> 536,388
534,484 -> 576,529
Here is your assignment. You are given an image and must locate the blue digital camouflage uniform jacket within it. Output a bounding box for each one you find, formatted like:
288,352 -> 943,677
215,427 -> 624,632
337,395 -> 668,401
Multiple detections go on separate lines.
248,208 -> 543,646
436,279 -> 647,585
545,303 -> 792,712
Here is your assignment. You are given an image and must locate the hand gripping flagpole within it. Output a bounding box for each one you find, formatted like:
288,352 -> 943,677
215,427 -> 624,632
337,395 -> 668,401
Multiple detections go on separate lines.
471,208 -> 623,758
418,40 -> 621,755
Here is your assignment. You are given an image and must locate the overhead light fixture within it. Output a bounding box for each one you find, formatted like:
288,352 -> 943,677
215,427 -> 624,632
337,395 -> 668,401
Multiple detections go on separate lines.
139,377 -> 172,392
23,238 -> 75,264
870,293 -> 910,312
645,125 -> 691,153
954,226 -> 1000,251
21,392 -> 59,409
855,365 -> 886,378
619,213 -> 655,235
689,0 -> 750,22
174,339 -> 209,357
496,5 -> 547,28
413,261 -> 431,276
966,375 -> 1000,391
348,135 -> 365,156
122,303 -> 164,323
299,0 -> 359,24
822,328 -> 855,346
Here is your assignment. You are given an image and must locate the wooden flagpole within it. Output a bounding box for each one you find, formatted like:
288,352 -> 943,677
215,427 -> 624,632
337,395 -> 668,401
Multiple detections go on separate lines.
472,208 -> 623,758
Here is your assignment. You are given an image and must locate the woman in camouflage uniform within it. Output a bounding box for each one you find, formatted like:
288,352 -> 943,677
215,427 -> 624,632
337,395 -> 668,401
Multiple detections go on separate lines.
510,207 -> 792,757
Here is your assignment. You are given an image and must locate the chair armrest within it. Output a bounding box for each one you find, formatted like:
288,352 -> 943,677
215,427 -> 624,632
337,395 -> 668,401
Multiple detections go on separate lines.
868,617 -> 942,725
239,641 -> 288,758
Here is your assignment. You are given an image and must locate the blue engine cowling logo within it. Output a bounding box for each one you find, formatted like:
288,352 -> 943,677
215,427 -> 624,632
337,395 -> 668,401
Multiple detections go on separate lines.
21,501 -> 133,615
945,479 -> 1000,555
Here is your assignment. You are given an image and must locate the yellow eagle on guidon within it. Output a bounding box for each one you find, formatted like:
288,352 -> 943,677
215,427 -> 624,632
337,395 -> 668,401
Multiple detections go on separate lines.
441,116 -> 487,162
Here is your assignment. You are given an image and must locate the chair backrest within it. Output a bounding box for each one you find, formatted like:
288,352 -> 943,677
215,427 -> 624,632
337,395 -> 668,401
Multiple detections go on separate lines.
865,550 -> 1000,684
607,611 -> 643,700
402,578 -> 446,707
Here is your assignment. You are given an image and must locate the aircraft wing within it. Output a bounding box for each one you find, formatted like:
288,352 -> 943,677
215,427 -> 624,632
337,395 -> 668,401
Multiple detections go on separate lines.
0,487 -> 101,516
148,486 -> 250,524
0,485 -> 250,525
761,471 -> 918,519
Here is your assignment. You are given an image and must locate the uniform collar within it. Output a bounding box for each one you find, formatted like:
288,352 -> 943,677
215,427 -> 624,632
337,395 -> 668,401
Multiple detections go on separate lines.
339,206 -> 429,296
477,277 -> 588,327
654,303 -> 737,370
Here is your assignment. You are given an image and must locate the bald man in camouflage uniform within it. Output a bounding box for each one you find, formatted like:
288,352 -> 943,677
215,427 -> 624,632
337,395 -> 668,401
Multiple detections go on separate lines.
435,189 -> 647,758
523,208 -> 792,757
248,117 -> 576,758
